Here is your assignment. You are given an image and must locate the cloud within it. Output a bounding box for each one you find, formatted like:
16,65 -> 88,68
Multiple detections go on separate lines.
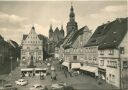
101,5 -> 127,13
50,18 -> 61,25
0,11 -> 28,29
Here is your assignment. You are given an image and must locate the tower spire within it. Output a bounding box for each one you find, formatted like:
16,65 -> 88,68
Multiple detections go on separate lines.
69,2 -> 75,21
61,25 -> 63,30
50,24 -> 52,29
66,2 -> 78,35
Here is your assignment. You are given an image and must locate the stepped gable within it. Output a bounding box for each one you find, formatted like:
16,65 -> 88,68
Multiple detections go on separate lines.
85,18 -> 127,49
23,34 -> 28,40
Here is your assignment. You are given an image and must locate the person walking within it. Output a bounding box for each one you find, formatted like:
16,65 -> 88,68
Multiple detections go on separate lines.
68,69 -> 72,77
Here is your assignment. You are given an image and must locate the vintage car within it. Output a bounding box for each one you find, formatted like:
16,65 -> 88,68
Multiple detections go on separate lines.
15,79 -> 28,86
29,84 -> 48,90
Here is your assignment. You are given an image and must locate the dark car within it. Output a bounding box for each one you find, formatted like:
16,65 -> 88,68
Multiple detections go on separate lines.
0,84 -> 17,90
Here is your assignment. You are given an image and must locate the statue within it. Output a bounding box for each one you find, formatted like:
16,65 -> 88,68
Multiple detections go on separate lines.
27,55 -> 36,68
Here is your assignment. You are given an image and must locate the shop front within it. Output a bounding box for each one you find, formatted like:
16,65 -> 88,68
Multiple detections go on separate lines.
98,68 -> 106,80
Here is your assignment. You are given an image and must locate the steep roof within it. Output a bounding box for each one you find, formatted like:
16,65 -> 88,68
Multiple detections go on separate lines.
8,40 -> 19,48
61,31 -> 75,48
38,34 -> 48,43
56,39 -> 64,48
85,18 -> 127,50
63,26 -> 86,49
22,34 -> 48,41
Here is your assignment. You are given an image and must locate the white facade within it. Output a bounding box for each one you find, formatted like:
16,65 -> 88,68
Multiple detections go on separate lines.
21,27 -> 43,67
98,32 -> 128,88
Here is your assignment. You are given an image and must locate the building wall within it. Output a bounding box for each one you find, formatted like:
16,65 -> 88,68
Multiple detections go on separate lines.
106,64 -> 120,88
64,28 -> 92,63
84,46 -> 99,66
21,29 -> 43,67
98,32 -> 128,88
119,31 -> 128,89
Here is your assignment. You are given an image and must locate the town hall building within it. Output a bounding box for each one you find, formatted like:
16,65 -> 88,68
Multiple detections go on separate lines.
21,26 -> 43,67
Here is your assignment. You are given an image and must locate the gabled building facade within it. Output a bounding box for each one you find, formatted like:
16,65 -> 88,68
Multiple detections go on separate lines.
21,26 -> 43,67
64,26 -> 92,64
85,18 -> 128,88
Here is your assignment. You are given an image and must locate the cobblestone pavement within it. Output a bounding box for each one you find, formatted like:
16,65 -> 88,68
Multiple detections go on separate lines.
0,60 -> 119,90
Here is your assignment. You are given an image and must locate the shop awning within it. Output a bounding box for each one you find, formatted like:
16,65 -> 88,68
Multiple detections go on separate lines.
80,66 -> 98,74
21,68 -> 34,71
88,67 -> 98,73
62,62 -> 69,68
34,68 -> 47,71
71,63 -> 81,69
80,66 -> 89,71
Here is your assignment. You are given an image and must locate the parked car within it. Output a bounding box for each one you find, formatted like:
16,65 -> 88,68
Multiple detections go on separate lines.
29,84 -> 48,90
0,84 -> 17,90
51,82 -> 74,90
15,79 -> 28,86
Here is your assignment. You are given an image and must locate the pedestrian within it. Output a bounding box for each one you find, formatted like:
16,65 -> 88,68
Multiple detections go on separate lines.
68,69 -> 72,77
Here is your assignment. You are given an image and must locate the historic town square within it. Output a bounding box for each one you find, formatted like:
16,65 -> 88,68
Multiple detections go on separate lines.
0,1 -> 127,90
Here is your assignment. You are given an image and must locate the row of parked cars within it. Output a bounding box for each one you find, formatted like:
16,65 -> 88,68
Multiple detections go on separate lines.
0,78 -> 74,90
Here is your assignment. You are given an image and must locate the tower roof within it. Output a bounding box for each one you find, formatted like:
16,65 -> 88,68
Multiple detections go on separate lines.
69,5 -> 75,18
49,24 -> 53,32
29,26 -> 36,34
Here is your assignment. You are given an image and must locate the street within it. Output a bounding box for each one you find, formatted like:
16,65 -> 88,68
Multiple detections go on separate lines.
0,59 -> 118,90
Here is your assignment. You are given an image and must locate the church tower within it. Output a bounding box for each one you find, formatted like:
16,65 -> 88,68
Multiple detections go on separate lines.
66,4 -> 78,35
60,25 -> 65,39
49,24 -> 53,41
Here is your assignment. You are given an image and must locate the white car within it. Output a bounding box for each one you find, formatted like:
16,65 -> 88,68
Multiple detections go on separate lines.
29,84 -> 48,90
15,79 -> 28,86
51,84 -> 63,89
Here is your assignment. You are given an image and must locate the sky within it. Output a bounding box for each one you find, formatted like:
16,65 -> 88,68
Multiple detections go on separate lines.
0,0 -> 127,44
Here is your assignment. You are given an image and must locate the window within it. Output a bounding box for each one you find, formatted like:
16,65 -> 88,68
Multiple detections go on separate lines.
100,50 -> 104,55
100,60 -> 104,66
73,56 -> 77,60
109,50 -> 114,55
38,51 -> 41,55
27,47 -> 30,49
123,61 -> 128,69
107,60 -> 117,68
120,47 -> 124,54
22,51 -> 25,55
93,57 -> 97,61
